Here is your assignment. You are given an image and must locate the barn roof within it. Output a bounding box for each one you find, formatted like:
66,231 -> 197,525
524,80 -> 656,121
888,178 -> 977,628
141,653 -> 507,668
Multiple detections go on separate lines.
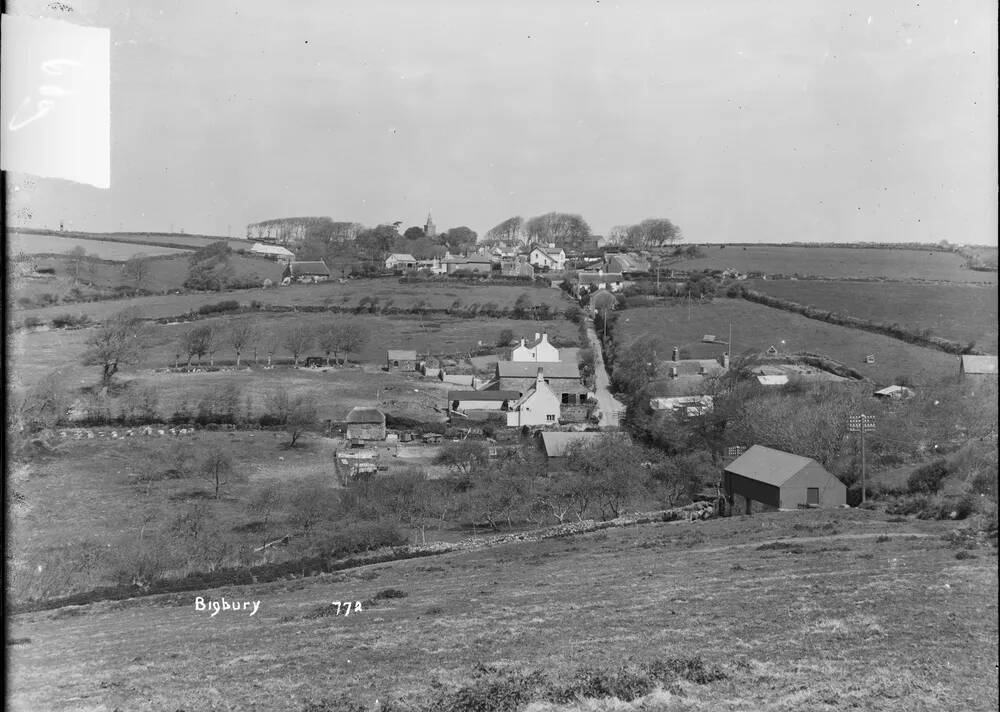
497,361 -> 580,379
606,253 -> 650,273
724,445 -> 818,487
250,243 -> 295,257
540,431 -> 604,457
345,406 -> 385,424
961,355 -> 998,375
579,271 -> 624,284
387,349 -> 417,361
287,261 -> 330,276
448,390 -> 520,402
386,253 -> 417,262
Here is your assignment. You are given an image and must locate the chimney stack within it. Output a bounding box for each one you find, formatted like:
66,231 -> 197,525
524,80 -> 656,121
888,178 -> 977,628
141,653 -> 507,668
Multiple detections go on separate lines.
669,366 -> 678,378
540,333 -> 549,343
723,352 -> 731,369
534,332 -> 540,342
536,367 -> 545,385
672,347 -> 679,362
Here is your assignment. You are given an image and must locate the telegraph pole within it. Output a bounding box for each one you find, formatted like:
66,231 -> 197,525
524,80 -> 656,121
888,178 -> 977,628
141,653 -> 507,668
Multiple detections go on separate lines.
848,414 -> 876,503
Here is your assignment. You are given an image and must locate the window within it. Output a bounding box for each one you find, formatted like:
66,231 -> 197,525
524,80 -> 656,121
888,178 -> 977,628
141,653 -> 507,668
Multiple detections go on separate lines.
546,414 -> 556,422
806,488 -> 819,505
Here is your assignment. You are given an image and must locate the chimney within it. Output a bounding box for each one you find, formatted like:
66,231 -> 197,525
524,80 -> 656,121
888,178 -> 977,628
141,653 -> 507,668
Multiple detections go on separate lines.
519,338 -> 525,347
672,347 -> 679,362
723,352 -> 731,369
536,367 -> 545,385
540,333 -> 549,343
534,332 -> 540,342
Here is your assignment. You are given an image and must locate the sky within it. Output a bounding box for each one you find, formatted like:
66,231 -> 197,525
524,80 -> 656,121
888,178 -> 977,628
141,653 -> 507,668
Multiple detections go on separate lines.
5,0 -> 998,244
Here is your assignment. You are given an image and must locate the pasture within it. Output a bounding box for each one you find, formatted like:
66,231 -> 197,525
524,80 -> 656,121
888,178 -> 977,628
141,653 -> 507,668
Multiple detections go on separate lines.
7,232 -> 192,260
614,300 -> 962,386
675,245 -> 995,284
14,277 -> 571,324
8,509 -> 997,711
745,280 -> 999,354
8,312 -> 581,392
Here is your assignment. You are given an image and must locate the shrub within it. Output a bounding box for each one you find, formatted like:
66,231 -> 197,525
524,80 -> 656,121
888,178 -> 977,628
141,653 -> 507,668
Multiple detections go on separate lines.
23,316 -> 43,329
373,587 -> 407,600
197,300 -> 241,316
907,460 -> 950,494
50,313 -> 90,328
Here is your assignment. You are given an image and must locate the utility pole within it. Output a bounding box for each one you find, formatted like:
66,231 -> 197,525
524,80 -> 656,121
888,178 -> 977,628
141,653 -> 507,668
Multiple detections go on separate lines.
848,414 -> 876,503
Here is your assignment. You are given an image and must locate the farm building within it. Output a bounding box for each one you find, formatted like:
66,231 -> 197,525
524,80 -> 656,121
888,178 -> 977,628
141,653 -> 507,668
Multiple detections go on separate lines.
578,271 -> 625,293
589,289 -> 618,314
250,243 -> 295,263
448,390 -> 519,412
447,256 -> 494,274
385,253 -> 417,271
282,261 -> 331,283
511,333 -> 561,362
344,407 -> 386,441
495,361 -> 582,398
874,385 -> 915,400
507,372 -> 562,427
528,246 -> 567,271
959,355 -> 998,380
605,253 -> 650,275
386,349 -> 418,371
723,445 -> 846,514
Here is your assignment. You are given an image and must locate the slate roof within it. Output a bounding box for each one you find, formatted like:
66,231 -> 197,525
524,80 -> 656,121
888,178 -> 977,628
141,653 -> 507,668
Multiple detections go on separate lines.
387,349 -> 418,361
287,261 -> 331,276
386,253 -> 417,262
540,431 -> 605,457
345,407 -> 385,424
724,445 -> 818,487
496,361 -> 580,379
579,271 -> 624,284
606,253 -> 650,273
448,390 -> 520,402
250,243 -> 295,257
961,355 -> 998,375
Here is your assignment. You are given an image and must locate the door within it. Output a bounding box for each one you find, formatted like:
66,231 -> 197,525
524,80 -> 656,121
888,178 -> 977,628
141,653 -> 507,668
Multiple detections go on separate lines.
807,487 -> 820,506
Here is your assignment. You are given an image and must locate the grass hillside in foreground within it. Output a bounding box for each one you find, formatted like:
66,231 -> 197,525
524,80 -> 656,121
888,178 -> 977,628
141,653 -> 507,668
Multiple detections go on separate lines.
8,509 -> 997,711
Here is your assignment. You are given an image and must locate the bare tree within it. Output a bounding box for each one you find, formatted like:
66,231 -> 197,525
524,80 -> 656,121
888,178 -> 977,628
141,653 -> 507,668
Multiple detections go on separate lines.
18,372 -> 70,432
82,308 -> 148,387
182,324 -> 214,366
122,254 -> 153,291
317,323 -> 340,366
199,450 -> 238,499
284,324 -> 313,366
334,319 -> 367,366
247,483 -> 283,551
286,477 -> 341,535
265,390 -> 317,446
66,246 -> 89,283
228,319 -> 258,368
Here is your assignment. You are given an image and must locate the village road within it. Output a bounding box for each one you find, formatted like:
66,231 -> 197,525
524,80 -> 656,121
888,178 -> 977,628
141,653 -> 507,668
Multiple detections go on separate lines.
585,317 -> 627,427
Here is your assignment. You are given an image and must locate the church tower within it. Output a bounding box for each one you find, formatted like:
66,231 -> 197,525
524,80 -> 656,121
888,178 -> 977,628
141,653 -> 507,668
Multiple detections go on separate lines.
424,213 -> 436,238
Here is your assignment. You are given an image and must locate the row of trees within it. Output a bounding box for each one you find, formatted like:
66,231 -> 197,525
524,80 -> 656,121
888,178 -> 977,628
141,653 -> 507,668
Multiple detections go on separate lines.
481,213 -> 684,251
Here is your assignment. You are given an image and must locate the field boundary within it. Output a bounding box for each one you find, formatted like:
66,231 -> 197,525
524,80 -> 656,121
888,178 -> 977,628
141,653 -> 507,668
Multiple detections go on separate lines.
11,504 -> 714,614
734,287 -> 982,356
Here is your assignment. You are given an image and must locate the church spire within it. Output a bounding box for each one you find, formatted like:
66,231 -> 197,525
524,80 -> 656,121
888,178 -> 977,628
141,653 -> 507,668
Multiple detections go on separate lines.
425,212 -> 436,238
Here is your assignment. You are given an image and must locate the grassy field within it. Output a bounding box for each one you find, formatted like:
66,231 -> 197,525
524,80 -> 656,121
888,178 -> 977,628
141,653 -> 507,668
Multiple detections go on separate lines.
13,278 -> 572,323
8,229 -> 247,252
8,312 -> 581,392
614,300 -> 963,386
8,509 -> 997,711
744,280 -> 999,354
676,245 -> 996,284
8,232 -> 193,259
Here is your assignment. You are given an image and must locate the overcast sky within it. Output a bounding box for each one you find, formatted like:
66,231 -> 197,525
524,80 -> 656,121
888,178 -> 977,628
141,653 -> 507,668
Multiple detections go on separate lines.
7,0 -> 998,244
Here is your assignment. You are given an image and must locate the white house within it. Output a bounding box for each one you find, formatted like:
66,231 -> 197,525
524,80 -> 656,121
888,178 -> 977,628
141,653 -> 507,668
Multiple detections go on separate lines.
385,253 -> 417,271
511,333 -> 561,362
528,246 -> 566,271
578,270 -> 625,293
507,371 -> 561,427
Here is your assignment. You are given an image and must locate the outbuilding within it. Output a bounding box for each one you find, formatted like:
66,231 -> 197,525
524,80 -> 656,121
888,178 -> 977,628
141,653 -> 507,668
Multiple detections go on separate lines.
344,407 -> 386,441
723,444 -> 846,514
386,349 -> 418,371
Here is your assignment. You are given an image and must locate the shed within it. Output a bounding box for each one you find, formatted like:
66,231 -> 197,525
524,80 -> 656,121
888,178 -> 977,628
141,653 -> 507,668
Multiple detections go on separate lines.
344,407 -> 386,441
283,261 -> 331,283
387,349 -> 418,371
723,445 -> 846,514
959,355 -> 998,379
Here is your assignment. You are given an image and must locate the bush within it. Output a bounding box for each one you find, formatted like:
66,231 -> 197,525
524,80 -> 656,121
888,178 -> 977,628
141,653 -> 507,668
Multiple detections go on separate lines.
907,460 -> 950,494
50,313 -> 90,328
23,316 -> 43,329
197,300 -> 241,316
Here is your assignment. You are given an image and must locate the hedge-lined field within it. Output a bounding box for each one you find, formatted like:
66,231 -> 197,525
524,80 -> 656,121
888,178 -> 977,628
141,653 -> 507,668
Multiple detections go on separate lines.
9,312 -> 581,391
613,301 -> 961,385
743,280 -> 998,354
8,232 -> 192,260
13,278 -> 571,324
9,510 -> 996,711
674,245 -> 995,283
